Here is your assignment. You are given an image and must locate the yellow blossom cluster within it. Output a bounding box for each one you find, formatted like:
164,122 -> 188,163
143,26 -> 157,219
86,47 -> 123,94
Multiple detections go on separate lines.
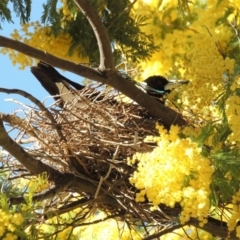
0,0 -> 86,69
225,75 -> 240,145
181,31 -> 235,119
135,0 -> 236,121
227,191 -> 240,237
226,95 -> 240,144
74,218 -> 143,240
60,0 -> 73,22
28,173 -> 49,193
0,210 -> 24,239
129,125 -> 214,225
133,0 -> 188,79
50,211 -> 143,240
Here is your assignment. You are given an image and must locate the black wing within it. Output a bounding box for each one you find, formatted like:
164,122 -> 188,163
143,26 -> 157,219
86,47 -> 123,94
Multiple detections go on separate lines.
30,62 -> 85,105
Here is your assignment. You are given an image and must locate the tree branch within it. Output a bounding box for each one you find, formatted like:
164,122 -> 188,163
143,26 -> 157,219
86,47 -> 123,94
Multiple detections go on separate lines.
73,0 -> 114,70
105,72 -> 187,128
143,224 -> 187,240
44,197 -> 92,218
9,184 -> 70,205
190,216 -> 239,240
0,35 -> 104,81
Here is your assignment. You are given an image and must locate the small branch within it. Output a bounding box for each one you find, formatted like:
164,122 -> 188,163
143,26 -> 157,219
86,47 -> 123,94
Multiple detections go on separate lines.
0,117 -> 62,178
143,224 -> 186,240
229,16 -> 240,42
190,216 -> 239,240
0,112 -> 40,139
0,88 -> 65,141
94,145 -> 119,198
9,184 -> 69,205
44,197 -> 92,218
74,0 -> 114,70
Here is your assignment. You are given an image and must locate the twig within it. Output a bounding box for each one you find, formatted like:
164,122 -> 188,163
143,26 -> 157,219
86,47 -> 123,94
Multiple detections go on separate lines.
94,145 -> 119,198
0,88 -> 65,141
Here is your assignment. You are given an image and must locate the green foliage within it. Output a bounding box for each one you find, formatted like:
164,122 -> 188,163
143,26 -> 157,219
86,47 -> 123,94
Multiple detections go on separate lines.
194,119 -> 240,203
0,0 -> 31,29
0,0 -> 13,29
186,105 -> 240,204
11,0 -> 31,23
184,118 -> 240,206
212,123 -> 232,147
42,0 -> 158,64
192,122 -> 216,146
41,0 -> 59,27
0,169 -> 22,200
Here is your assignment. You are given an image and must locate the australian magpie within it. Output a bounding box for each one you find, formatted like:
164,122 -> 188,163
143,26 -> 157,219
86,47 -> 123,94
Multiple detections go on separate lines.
31,62 -> 188,107
137,75 -> 189,99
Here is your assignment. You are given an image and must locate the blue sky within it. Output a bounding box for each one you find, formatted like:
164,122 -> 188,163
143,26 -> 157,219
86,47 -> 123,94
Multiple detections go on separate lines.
0,1 -> 81,114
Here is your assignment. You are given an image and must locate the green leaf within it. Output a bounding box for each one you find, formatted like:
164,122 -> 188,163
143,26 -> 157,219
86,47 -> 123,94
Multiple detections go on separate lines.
11,0 -> 31,23
41,0 -> 58,24
0,0 -> 13,28
212,124 -> 232,146
193,122 -> 215,145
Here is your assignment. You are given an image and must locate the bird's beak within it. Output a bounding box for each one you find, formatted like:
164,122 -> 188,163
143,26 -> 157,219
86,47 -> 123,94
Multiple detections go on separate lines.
137,81 -> 166,94
164,80 -> 189,91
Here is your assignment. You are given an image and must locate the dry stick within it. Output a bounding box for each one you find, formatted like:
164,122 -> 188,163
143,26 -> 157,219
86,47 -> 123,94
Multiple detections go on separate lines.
0,117 -> 62,176
1,112 -> 42,141
94,145 -> 120,199
5,99 -> 33,110
0,88 -> 65,141
0,89 -> 88,176
143,224 -> 187,240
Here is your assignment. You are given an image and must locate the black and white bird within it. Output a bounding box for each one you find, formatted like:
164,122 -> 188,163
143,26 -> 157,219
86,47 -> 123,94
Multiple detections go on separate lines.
31,61 -> 85,106
31,62 -> 188,107
138,75 -> 189,99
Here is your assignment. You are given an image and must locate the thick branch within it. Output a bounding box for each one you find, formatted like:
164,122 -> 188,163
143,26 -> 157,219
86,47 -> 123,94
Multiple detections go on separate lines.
144,216 -> 238,239
190,217 -> 238,240
74,0 -> 114,70
0,35 -> 104,81
144,224 -> 187,240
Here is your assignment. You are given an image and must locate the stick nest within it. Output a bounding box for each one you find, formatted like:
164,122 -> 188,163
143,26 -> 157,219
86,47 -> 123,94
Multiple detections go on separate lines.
4,85 -> 180,228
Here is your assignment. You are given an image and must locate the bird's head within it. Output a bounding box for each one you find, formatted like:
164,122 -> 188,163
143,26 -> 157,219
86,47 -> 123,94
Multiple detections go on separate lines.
144,76 -> 169,91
